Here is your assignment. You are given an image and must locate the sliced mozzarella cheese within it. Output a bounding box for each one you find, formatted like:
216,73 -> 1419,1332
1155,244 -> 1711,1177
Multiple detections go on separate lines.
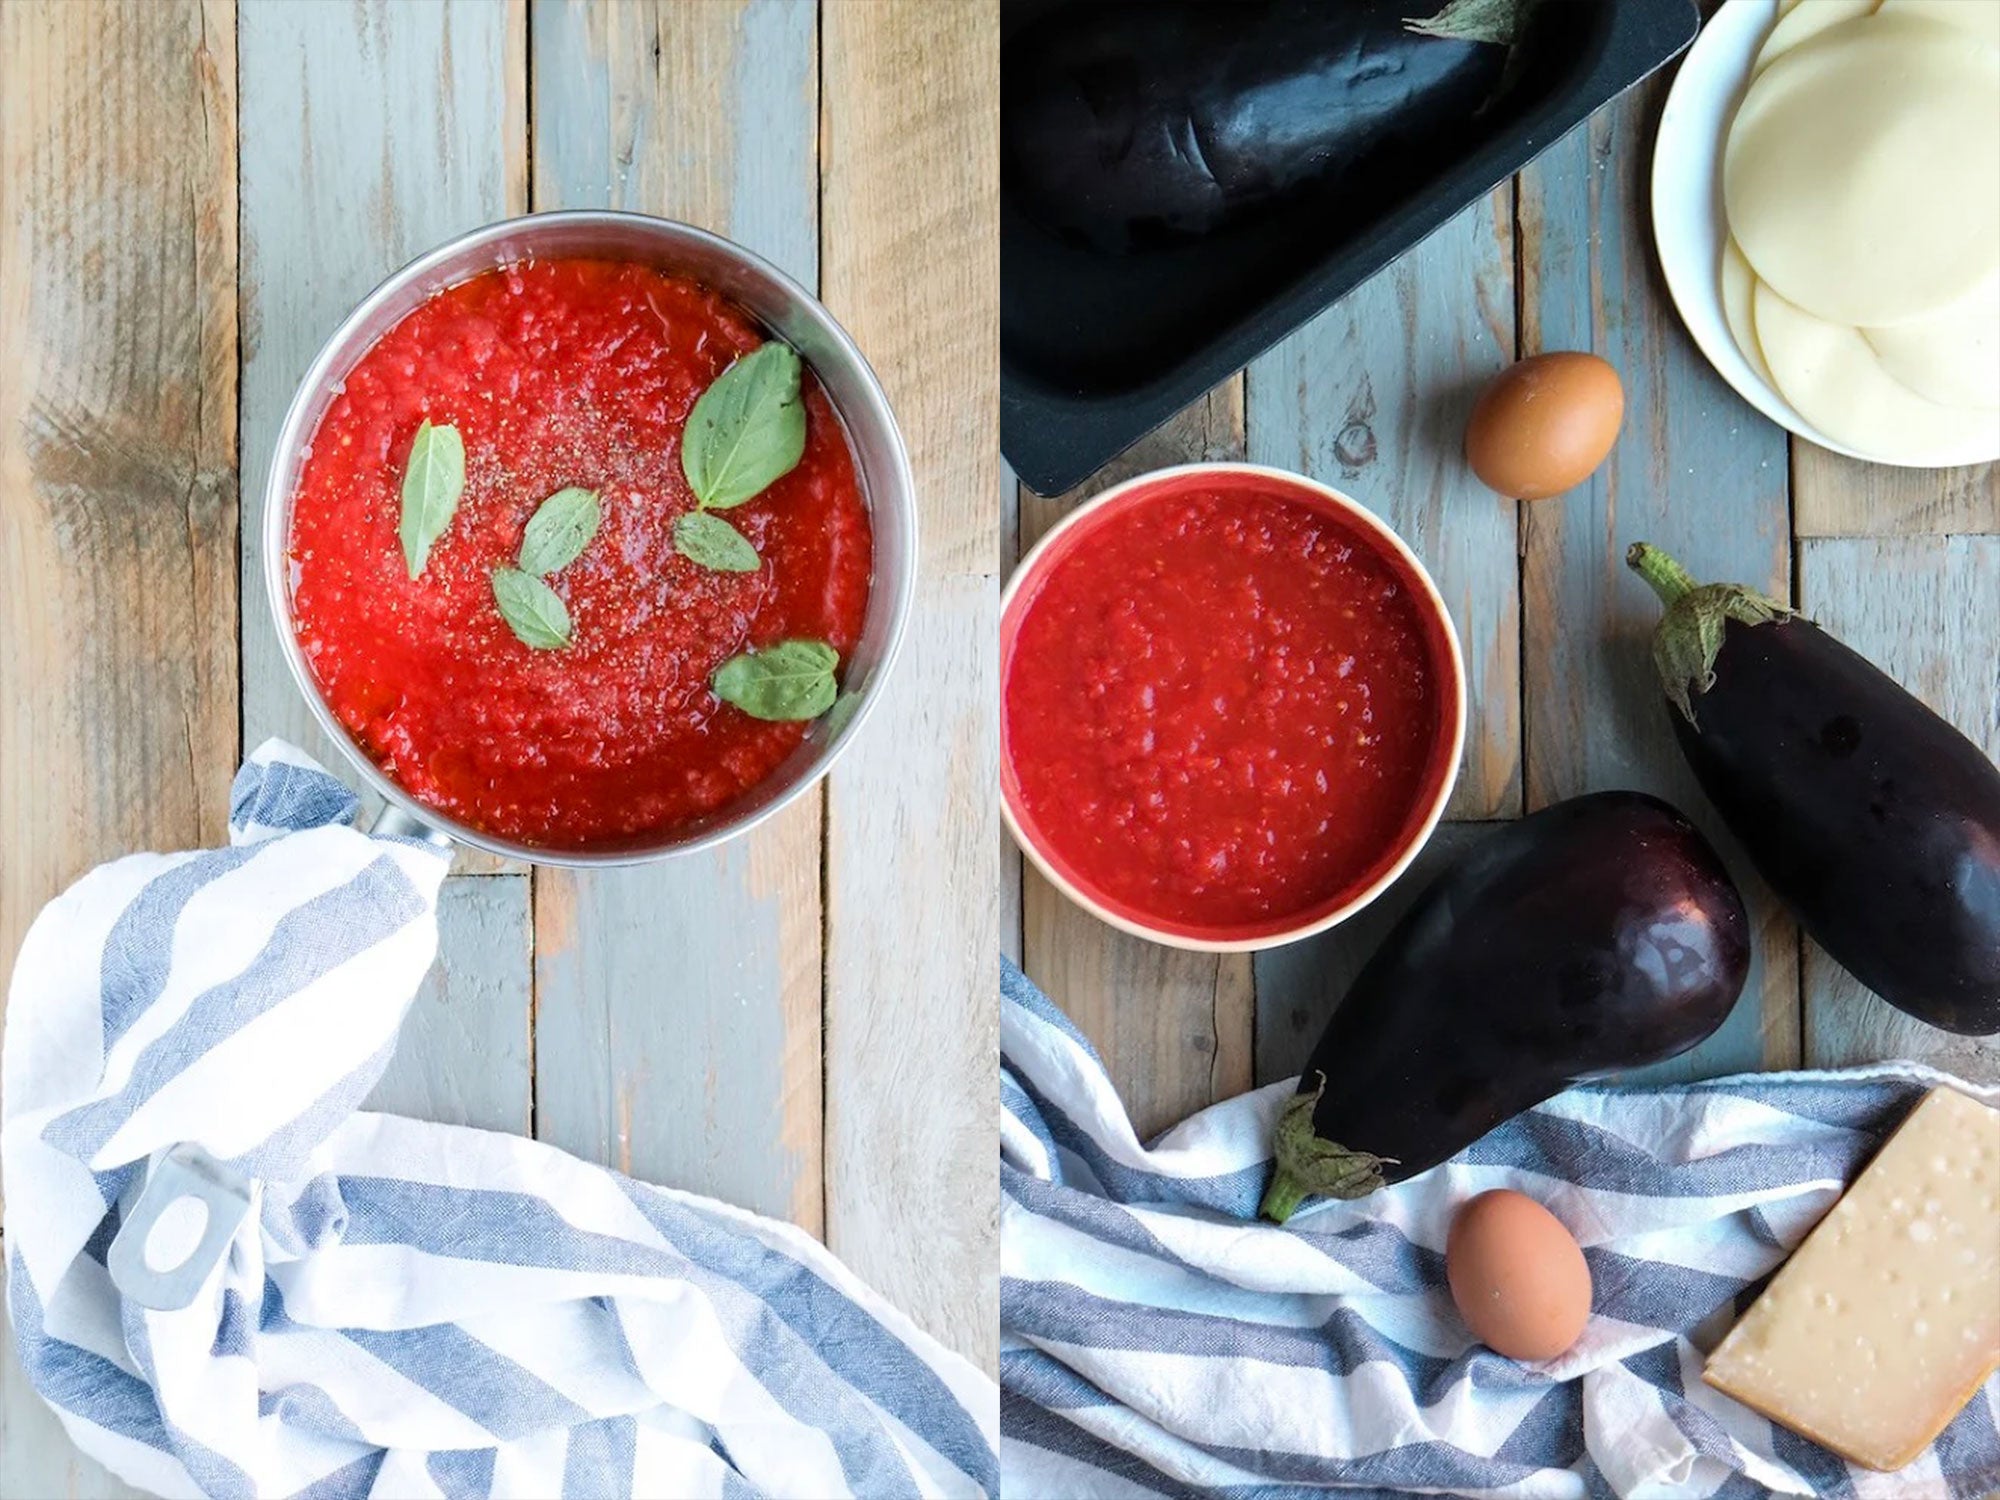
1720,238 -> 1778,390
1862,276 -> 2000,410
1754,280 -> 2000,464
1725,13 -> 2000,326
1754,0 -> 1877,74
1877,0 -> 2000,50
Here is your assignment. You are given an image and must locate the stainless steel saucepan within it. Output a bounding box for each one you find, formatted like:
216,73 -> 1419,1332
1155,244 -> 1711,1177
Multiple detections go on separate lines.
262,211 -> 916,865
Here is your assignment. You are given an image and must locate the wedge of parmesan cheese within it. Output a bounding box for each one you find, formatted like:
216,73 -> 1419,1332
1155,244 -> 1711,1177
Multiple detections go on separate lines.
1704,1087 -> 2000,1472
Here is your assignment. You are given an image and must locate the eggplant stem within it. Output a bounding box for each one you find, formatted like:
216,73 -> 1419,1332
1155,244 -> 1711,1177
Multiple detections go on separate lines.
1628,542 -> 1697,607
1260,1171 -> 1311,1224
1629,543 -> 1794,724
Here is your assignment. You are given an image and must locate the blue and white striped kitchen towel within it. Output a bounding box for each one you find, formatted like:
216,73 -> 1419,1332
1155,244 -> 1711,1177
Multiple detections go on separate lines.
2,742 -> 998,1500
1000,958 -> 2000,1499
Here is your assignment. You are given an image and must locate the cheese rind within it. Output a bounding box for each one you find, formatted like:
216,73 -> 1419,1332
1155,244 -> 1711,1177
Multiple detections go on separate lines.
1703,1087 -> 2000,1473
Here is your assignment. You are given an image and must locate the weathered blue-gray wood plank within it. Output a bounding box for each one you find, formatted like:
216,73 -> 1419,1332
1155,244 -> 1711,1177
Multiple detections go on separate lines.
1517,94 -> 1800,1083
235,0 -> 535,1166
527,0 -> 826,1230
237,0 -> 526,879
822,0 -> 998,1368
366,875 -> 535,1132
1799,535 -> 2000,1082
1244,190 -> 1521,1087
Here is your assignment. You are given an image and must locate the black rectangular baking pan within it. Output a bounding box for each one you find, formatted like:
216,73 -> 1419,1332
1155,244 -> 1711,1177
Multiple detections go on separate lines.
1001,0 -> 1701,497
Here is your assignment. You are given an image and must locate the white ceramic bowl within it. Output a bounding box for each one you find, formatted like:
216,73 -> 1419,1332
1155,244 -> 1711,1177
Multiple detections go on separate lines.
1000,463 -> 1466,953
1650,0 -> 2000,466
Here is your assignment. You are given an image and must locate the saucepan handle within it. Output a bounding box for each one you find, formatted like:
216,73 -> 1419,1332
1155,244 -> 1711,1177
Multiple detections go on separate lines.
107,1145 -> 254,1311
369,803 -> 456,851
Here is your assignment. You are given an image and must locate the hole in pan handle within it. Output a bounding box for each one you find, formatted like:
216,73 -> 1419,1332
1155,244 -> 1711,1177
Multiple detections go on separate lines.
107,1144 -> 254,1312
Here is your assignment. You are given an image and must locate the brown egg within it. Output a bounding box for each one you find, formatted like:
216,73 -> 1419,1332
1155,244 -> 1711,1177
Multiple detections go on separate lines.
1446,1189 -> 1593,1362
1464,352 -> 1625,500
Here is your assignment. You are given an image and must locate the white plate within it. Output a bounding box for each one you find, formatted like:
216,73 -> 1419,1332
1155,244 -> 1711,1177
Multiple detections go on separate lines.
1649,0 -> 1999,466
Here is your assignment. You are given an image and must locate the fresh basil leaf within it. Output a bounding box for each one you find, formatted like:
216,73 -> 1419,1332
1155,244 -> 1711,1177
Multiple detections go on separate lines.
517,486 -> 601,576
491,567 -> 572,650
673,511 -> 761,573
681,341 -> 807,511
711,639 -> 838,721
399,419 -> 465,578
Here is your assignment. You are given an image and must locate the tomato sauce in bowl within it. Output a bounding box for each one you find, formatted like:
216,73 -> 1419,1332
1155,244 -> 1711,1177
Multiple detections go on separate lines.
1001,465 -> 1463,948
288,258 -> 872,849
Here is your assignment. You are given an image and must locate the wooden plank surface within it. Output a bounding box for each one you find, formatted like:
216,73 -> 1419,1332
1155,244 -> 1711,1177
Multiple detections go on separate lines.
1793,444 -> 1998,537
237,0 -> 525,878
1517,88 -> 1801,1083
1246,190 -> 1521,824
822,0 -> 998,1369
528,0 -> 826,1232
0,0 -> 239,1088
1014,387 -> 1257,1140
236,0 -> 533,1147
1244,191 -> 1520,1087
1799,535 -> 2000,1082
0,2 -> 236,1484
366,875 -> 535,1133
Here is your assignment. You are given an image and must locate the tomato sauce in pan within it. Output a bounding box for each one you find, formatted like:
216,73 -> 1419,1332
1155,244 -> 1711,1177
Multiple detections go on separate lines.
289,259 -> 871,848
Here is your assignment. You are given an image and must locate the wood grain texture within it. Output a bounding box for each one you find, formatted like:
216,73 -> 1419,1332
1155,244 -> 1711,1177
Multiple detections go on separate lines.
1518,95 -> 1800,1082
535,840 -> 825,1224
1792,445 -> 1998,537
822,0 -> 998,1369
366,875 -> 534,1132
1246,190 -> 1521,823
1014,386 -> 1256,1138
0,0 -> 235,1479
237,0 -> 526,877
1001,458 -> 1022,970
1798,536 -> 2000,1081
1240,190 -> 1523,1092
528,0 -> 825,1233
232,2 -> 533,1218
0,0 -> 238,1198
0,0 -> 238,1472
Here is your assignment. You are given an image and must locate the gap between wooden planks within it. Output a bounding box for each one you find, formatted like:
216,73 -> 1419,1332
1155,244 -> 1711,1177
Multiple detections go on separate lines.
528,0 -> 1002,1364
0,3 -> 234,1491
4,0 -> 998,1386
1006,47 -> 1998,1132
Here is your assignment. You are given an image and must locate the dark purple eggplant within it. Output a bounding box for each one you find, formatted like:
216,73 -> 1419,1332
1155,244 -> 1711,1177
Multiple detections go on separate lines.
1629,543 -> 2000,1037
1260,792 -> 1748,1223
1002,0 -> 1527,252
